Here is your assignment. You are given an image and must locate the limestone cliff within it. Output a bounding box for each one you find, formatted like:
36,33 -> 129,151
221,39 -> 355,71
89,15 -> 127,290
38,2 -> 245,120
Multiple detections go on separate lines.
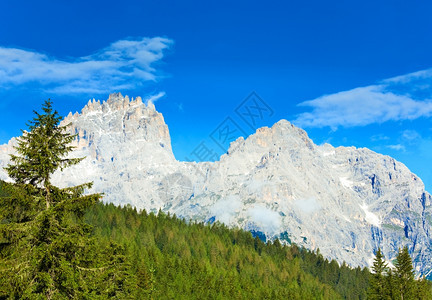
1,93 -> 431,278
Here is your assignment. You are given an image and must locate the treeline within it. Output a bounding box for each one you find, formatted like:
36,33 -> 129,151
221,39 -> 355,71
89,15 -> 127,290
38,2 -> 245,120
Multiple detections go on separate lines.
0,100 -> 368,299
1,99 -> 431,299
368,248 -> 432,299
0,179 -> 370,299
2,182 -> 432,299
83,202 -> 371,299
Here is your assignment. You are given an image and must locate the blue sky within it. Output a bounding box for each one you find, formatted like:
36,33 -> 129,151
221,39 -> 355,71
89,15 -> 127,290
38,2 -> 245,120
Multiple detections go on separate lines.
1,0 -> 432,191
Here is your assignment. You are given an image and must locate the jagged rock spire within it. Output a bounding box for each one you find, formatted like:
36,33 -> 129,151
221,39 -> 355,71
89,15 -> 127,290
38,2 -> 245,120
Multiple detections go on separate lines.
0,93 -> 431,278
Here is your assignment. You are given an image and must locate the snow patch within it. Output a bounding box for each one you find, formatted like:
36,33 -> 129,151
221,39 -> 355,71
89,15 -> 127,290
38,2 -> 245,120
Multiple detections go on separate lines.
360,203 -> 380,227
340,177 -> 354,189
322,150 -> 335,157
332,163 -> 344,168
342,215 -> 351,223
84,110 -> 102,117
367,254 -> 376,267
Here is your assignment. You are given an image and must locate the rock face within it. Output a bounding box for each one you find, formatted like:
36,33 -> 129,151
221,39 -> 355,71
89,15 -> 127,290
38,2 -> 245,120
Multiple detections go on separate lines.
1,93 -> 431,278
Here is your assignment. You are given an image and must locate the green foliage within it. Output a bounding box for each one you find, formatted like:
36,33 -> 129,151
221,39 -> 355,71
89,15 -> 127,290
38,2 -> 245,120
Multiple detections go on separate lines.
394,246 -> 416,299
6,100 -> 80,183
368,246 -> 432,300
292,246 -> 370,299
5,100 -> 83,210
368,248 -> 389,299
0,100 -> 119,299
2,177 -> 432,299
81,202 -> 374,299
417,277 -> 432,300
1,99 -> 431,299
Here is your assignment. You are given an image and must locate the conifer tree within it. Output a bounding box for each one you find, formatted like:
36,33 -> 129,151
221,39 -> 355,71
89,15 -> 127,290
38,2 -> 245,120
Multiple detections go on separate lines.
0,99 -> 101,298
385,268 -> 397,300
394,246 -> 415,300
416,276 -> 432,300
5,99 -> 83,209
368,248 -> 389,300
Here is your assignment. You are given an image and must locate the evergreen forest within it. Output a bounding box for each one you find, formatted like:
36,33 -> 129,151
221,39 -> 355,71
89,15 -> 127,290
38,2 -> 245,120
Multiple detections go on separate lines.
0,100 -> 431,299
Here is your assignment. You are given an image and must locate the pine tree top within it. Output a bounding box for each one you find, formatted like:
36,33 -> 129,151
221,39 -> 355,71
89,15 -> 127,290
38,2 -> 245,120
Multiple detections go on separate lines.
6,99 -> 82,188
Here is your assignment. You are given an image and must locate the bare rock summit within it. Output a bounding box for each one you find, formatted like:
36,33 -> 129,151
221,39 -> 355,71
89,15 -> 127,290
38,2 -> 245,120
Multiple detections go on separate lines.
1,93 -> 431,278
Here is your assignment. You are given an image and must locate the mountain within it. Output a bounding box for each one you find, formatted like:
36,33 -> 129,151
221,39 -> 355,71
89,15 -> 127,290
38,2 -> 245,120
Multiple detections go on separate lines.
1,93 -> 431,278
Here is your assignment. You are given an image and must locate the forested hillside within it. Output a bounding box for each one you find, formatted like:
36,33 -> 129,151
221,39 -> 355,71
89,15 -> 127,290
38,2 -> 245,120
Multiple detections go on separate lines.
0,174 -> 369,299
1,100 -> 431,299
3,179 -> 432,299
84,202 -> 371,299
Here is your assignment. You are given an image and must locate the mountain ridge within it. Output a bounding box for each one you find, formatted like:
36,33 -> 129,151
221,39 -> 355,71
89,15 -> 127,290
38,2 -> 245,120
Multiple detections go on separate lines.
1,93 -> 431,278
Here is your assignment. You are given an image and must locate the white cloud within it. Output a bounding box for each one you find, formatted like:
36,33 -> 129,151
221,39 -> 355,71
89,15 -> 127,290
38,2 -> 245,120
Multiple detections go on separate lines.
145,91 -> 166,104
293,69 -> 432,129
370,134 -> 390,142
176,103 -> 184,112
0,37 -> 173,94
384,130 -> 421,152
210,195 -> 242,225
401,129 -> 421,142
383,69 -> 432,85
387,144 -> 406,151
384,131 -> 426,152
247,204 -> 281,234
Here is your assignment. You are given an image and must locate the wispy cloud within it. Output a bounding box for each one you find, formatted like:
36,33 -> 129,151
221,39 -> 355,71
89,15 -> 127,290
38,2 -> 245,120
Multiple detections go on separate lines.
247,204 -> 281,234
386,144 -> 406,151
0,37 -> 173,94
293,69 -> 432,129
401,129 -> 421,142
370,134 -> 390,142
384,130 -> 423,152
210,195 -> 242,225
145,91 -> 166,104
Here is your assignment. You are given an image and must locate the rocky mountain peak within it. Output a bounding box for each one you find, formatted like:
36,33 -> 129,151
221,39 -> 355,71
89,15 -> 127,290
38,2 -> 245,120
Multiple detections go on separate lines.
223,119 -> 314,163
60,93 -> 174,163
0,94 -> 431,278
64,93 -> 153,121
107,91 -> 124,102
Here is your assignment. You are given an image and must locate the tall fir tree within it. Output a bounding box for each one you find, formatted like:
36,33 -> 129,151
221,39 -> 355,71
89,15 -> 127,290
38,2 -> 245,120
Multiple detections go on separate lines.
368,248 -> 389,300
5,99 -> 83,209
0,99 -> 103,298
385,268 -> 397,300
416,276 -> 432,300
394,246 -> 415,300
